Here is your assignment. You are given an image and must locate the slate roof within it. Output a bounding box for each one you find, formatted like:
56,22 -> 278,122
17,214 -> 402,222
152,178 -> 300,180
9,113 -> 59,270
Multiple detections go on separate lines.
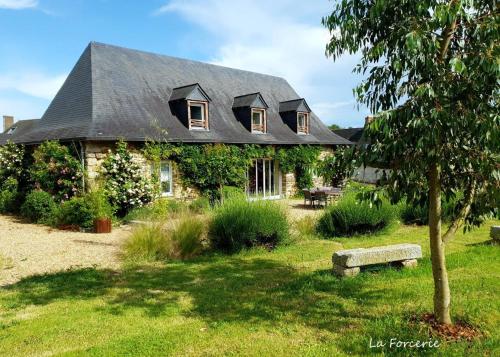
279,98 -> 311,113
232,92 -> 268,109
333,128 -> 368,145
0,42 -> 351,146
0,119 -> 40,141
170,83 -> 211,102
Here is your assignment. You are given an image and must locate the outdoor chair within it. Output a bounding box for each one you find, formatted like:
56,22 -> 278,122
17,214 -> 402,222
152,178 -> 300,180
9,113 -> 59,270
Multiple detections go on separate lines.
315,191 -> 329,208
303,189 -> 316,208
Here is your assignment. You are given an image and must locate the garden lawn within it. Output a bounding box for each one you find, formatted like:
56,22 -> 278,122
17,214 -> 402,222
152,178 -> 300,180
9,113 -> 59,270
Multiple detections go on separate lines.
0,221 -> 498,356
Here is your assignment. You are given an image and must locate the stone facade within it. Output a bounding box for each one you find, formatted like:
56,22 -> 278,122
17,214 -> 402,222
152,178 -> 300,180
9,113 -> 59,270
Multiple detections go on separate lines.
84,141 -> 335,200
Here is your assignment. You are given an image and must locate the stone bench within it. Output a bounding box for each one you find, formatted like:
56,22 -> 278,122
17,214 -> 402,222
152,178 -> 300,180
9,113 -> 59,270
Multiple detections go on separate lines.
491,226 -> 500,242
332,243 -> 422,277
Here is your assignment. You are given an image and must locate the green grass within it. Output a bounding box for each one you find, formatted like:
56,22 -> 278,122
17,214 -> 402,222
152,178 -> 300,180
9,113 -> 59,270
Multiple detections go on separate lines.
0,221 -> 498,356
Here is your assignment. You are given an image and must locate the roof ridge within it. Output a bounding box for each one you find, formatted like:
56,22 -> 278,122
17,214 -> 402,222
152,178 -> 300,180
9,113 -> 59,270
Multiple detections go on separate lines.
89,41 -> 288,81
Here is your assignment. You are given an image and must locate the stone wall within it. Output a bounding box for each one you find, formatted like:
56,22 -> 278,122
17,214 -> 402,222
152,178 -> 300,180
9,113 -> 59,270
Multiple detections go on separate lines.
84,141 -> 198,200
84,141 -> 334,200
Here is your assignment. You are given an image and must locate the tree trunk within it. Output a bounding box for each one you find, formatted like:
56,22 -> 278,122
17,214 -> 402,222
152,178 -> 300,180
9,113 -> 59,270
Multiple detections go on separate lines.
428,163 -> 452,324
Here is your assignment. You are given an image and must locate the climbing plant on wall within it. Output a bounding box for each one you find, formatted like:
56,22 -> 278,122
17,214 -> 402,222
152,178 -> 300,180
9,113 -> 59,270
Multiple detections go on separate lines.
143,142 -> 322,198
30,141 -> 83,201
101,140 -> 156,216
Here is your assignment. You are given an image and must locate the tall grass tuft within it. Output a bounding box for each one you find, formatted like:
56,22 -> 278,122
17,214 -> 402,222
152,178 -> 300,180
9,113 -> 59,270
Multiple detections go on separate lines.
122,213 -> 206,262
170,217 -> 205,259
317,191 -> 398,237
122,223 -> 170,262
208,197 -> 289,253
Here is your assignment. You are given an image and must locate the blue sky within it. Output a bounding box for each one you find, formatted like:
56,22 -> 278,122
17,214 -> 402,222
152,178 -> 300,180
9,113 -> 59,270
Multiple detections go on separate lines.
0,0 -> 369,128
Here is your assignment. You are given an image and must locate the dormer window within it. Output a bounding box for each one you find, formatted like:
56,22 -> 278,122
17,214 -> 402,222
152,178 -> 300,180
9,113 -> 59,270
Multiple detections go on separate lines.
251,108 -> 266,133
233,92 -> 269,134
278,98 -> 312,135
297,112 -> 309,134
188,100 -> 209,130
169,83 -> 211,131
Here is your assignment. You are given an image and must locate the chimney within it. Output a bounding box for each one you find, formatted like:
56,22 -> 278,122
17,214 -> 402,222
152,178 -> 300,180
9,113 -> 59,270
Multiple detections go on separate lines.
3,115 -> 14,132
364,115 -> 374,127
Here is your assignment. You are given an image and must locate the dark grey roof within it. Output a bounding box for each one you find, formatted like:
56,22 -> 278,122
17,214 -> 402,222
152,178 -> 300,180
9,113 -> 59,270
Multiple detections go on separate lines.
0,119 -> 40,141
333,128 -> 365,143
169,83 -> 211,102
279,98 -> 311,113
0,42 -> 351,146
232,92 -> 268,109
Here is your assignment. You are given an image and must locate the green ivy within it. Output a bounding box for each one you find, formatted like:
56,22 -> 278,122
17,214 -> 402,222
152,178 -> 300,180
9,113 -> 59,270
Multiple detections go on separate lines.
143,142 -> 322,197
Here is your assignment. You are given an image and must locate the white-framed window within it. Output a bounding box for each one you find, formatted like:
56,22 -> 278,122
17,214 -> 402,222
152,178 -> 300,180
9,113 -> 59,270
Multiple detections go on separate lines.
251,108 -> 266,133
188,100 -> 209,130
297,112 -> 309,134
158,161 -> 173,196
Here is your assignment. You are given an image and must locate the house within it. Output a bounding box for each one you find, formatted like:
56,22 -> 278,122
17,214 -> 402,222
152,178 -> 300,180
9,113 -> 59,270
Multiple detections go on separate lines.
0,42 -> 351,199
333,118 -> 386,184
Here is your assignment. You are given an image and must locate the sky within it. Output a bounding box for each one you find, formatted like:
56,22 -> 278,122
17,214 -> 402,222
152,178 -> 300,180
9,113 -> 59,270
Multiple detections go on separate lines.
0,0 -> 369,128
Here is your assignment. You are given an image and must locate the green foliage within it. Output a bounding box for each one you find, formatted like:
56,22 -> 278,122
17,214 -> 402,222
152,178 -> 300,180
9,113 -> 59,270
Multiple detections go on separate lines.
169,217 -> 205,259
328,123 -> 342,131
400,194 -> 462,225
144,142 -> 322,197
317,191 -> 398,237
122,223 -> 169,262
318,146 -> 357,187
276,145 -> 321,190
0,142 -> 27,213
101,140 -> 156,216
57,196 -> 95,230
123,198 -> 186,223
208,197 -> 289,253
0,141 -> 25,184
122,215 -> 205,262
30,141 -> 83,202
323,0 -> 499,231
188,196 -> 211,214
0,188 -> 18,214
86,189 -> 114,219
20,190 -> 57,223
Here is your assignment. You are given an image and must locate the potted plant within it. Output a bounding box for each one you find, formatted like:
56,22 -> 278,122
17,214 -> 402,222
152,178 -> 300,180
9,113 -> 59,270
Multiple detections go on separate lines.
89,188 -> 114,233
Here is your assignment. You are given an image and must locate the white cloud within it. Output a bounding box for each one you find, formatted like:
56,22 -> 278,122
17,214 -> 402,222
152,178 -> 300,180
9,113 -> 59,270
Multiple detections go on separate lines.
0,71 -> 67,100
0,0 -> 38,10
156,0 -> 367,126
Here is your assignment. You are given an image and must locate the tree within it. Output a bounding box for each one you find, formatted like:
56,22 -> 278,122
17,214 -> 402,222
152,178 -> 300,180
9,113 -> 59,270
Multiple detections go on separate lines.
323,0 -> 499,324
328,123 -> 342,131
318,146 -> 357,187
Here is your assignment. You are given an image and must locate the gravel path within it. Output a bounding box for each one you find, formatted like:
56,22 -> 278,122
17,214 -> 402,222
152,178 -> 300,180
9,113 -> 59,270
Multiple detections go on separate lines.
0,215 -> 130,286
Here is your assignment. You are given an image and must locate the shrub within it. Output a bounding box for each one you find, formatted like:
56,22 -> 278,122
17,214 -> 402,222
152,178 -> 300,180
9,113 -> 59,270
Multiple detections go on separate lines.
57,196 -> 95,230
400,195 -> 461,225
30,141 -> 83,201
20,191 -> 57,223
317,192 -> 398,237
122,214 -> 205,262
123,198 -> 183,223
188,196 -> 211,214
208,198 -> 289,253
101,140 -> 155,216
0,189 -> 18,214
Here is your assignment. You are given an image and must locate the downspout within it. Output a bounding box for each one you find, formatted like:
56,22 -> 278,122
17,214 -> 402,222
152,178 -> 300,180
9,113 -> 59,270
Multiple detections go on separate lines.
80,141 -> 85,192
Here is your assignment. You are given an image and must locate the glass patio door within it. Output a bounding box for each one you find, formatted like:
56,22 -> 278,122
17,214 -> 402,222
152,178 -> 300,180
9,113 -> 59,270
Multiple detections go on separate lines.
247,159 -> 280,198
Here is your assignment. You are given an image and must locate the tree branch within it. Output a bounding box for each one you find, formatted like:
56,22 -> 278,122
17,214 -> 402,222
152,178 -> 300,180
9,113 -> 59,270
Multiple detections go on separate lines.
442,179 -> 477,244
438,0 -> 459,62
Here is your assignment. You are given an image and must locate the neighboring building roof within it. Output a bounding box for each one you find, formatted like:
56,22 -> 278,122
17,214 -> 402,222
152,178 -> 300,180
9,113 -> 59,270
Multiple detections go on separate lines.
279,98 -> 311,113
0,42 -> 351,146
232,92 -> 268,109
0,119 -> 40,140
333,128 -> 365,143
